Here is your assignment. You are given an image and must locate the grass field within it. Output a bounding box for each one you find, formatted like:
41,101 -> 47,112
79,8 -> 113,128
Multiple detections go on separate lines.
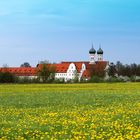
0,83 -> 140,140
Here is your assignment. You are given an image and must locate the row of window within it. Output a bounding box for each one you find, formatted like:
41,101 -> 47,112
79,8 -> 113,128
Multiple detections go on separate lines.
56,73 -> 79,77
68,70 -> 76,72
56,73 -> 67,76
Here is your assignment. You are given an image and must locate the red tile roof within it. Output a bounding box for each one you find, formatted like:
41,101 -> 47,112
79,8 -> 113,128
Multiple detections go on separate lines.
61,61 -> 89,73
0,67 -> 36,76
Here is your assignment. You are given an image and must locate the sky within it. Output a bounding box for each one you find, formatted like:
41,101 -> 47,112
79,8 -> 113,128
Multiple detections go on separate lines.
0,0 -> 140,67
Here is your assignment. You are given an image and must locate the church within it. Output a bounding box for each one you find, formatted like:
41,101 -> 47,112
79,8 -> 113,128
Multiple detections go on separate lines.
0,45 -> 109,81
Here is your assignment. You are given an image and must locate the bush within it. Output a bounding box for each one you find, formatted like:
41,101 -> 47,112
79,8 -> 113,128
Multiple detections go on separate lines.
105,77 -> 124,83
89,76 -> 104,83
0,72 -> 16,83
130,76 -> 140,82
54,78 -> 65,84
17,77 -> 32,83
16,77 -> 41,84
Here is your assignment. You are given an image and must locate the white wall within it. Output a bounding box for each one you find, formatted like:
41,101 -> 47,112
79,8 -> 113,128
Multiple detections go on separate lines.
55,63 -> 86,82
89,54 -> 95,64
98,54 -> 103,61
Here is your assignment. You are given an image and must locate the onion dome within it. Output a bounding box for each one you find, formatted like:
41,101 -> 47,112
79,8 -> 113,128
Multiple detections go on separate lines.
89,45 -> 96,54
97,47 -> 103,54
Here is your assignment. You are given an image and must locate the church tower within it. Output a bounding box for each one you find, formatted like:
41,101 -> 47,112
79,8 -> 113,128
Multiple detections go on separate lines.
89,44 -> 96,64
97,45 -> 103,61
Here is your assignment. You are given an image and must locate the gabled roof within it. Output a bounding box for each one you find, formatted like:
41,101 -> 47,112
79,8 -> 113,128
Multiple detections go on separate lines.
61,61 -> 89,73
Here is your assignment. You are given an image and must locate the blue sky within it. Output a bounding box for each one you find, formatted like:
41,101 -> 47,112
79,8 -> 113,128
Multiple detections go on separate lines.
0,0 -> 140,66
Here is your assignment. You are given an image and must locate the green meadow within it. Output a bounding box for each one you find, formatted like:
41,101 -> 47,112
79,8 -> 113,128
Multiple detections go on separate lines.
0,83 -> 140,139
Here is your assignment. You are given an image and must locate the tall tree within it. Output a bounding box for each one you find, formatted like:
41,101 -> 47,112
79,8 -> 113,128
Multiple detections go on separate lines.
37,64 -> 48,83
36,63 -> 56,83
20,62 -> 31,67
108,63 -> 116,77
73,70 -> 79,82
116,61 -> 123,76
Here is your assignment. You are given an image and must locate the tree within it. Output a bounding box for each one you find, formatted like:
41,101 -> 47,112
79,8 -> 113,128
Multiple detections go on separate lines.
137,65 -> 140,76
36,63 -> 56,83
39,60 -> 50,64
123,65 -> 131,77
116,61 -> 123,76
20,62 -> 31,67
2,64 -> 9,68
37,64 -> 48,83
90,76 -> 103,83
73,70 -> 79,82
108,63 -> 117,77
47,65 -> 56,82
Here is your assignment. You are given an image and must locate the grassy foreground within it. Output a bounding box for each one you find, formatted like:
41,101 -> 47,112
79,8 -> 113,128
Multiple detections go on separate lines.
0,83 -> 140,140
